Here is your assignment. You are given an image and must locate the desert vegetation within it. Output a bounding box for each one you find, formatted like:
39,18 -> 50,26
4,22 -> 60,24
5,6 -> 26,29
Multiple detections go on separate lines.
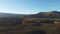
0,18 -> 59,34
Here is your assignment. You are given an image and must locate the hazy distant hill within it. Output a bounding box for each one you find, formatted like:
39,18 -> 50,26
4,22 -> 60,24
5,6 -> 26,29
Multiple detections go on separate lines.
0,13 -> 26,17
27,11 -> 60,18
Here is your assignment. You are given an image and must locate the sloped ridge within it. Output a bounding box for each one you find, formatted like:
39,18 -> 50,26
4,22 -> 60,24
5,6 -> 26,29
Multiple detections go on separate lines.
27,11 -> 60,18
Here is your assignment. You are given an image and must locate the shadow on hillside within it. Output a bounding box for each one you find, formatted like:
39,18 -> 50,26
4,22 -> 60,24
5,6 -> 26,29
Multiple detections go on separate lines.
26,30 -> 46,34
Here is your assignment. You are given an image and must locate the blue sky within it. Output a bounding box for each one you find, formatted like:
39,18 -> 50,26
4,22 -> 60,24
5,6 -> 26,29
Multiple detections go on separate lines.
0,0 -> 60,14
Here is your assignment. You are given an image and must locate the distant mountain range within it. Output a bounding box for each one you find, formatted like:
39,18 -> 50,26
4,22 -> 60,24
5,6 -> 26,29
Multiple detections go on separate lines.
0,11 -> 60,18
0,13 -> 26,17
26,11 -> 60,18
